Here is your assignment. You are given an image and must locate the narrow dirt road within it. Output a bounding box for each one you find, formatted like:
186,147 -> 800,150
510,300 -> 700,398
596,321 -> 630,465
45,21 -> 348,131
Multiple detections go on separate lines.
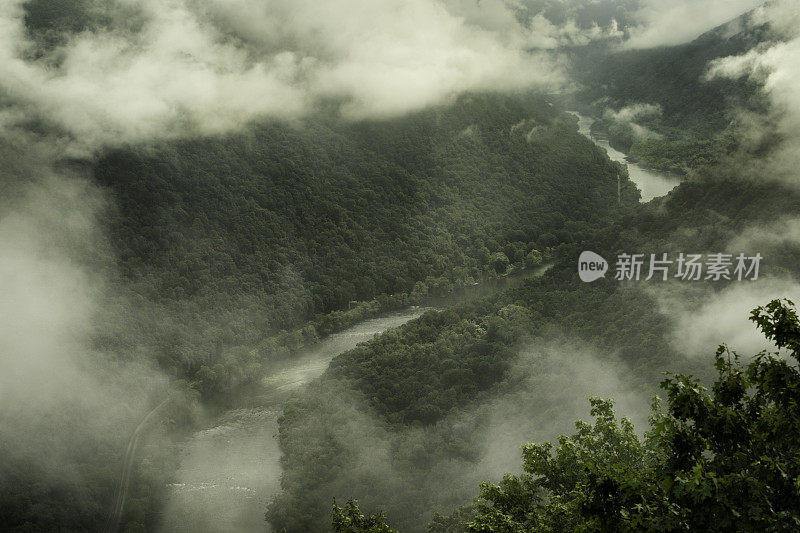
105,395 -> 172,532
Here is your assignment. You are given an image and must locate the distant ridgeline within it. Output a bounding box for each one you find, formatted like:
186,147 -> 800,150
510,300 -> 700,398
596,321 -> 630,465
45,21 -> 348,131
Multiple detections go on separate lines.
267,155 -> 800,531
564,8 -> 779,174
93,93 -> 637,383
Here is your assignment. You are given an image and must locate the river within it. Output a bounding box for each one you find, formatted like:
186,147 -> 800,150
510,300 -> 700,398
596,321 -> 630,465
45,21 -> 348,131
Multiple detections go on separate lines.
156,264 -> 551,532
571,113 -> 683,202
157,309 -> 427,532
131,111 -> 675,531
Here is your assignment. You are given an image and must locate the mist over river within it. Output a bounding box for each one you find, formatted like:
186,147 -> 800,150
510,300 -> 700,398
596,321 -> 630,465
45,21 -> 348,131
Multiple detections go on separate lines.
157,309 -> 426,532
154,262 -> 552,532
572,113 -> 683,201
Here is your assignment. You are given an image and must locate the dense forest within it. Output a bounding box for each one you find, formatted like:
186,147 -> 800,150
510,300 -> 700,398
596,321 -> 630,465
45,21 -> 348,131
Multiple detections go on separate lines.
564,10 -> 776,174
3,1 -> 799,532
92,93 -> 638,388
267,150 -> 800,530
2,91 -> 637,531
266,12 -> 800,525
332,299 -> 800,531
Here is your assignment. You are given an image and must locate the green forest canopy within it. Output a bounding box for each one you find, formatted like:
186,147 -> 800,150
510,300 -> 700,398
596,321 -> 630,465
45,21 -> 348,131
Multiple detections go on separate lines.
333,299 -> 800,532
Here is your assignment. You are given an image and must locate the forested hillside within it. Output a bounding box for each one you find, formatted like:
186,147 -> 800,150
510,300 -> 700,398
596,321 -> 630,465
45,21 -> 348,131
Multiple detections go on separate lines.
93,93 -> 637,385
565,10 -> 776,173
1,93 -> 637,532
268,144 -> 800,531
5,2 -> 798,532
333,299 -> 800,532
265,7 -> 800,528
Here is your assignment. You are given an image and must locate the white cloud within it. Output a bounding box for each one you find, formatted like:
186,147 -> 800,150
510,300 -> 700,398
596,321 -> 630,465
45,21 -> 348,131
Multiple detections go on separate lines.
522,13 -> 625,49
3,0 -> 770,151
0,151 -> 170,477
605,103 -> 662,122
625,0 -> 762,49
0,0 -> 562,151
705,0 -> 800,187
473,340 -> 651,476
651,211 -> 800,360
652,278 -> 799,359
602,103 -> 663,139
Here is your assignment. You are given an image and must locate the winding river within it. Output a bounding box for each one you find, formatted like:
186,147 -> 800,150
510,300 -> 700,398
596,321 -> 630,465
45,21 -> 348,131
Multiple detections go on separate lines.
154,264 -> 551,532
572,113 -> 683,201
129,112 -> 680,532
113,113 -> 677,532
157,309 -> 426,532
121,113 -> 663,532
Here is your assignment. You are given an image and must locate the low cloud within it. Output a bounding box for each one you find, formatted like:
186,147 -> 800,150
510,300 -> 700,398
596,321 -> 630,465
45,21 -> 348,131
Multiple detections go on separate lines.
1,0 -> 772,154
272,337 -> 652,530
651,279 -> 799,360
649,208 -> 800,360
605,103 -> 662,122
0,139 -> 172,509
526,13 -> 625,48
625,0 -> 762,49
0,0 -> 563,152
470,339 -> 652,477
603,103 -> 664,139
704,0 -> 800,187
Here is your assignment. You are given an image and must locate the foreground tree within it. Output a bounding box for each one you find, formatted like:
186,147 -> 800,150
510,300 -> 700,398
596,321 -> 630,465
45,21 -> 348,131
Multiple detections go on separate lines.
331,499 -> 395,533
464,299 -> 800,532
333,299 -> 800,532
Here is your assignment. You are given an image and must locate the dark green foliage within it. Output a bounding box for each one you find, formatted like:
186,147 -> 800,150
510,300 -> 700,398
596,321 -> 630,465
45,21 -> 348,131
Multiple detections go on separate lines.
275,158 -> 800,531
460,299 -> 800,532
93,93 -> 631,383
8,5 -> 796,532
21,0 -> 144,55
327,305 -> 526,425
98,93 -> 624,315
490,252 -> 510,275
332,499 -> 397,533
591,116 -> 740,175
3,93 -> 632,533
565,10 -> 777,173
23,0 -> 95,37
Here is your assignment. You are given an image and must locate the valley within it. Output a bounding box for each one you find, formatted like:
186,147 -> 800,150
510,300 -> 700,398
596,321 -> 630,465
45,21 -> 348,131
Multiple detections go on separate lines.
2,1 -> 799,532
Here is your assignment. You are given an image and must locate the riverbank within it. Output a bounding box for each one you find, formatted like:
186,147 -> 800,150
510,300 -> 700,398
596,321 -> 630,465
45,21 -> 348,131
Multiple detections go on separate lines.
158,308 -> 427,532
156,263 -> 552,532
571,112 -> 683,202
